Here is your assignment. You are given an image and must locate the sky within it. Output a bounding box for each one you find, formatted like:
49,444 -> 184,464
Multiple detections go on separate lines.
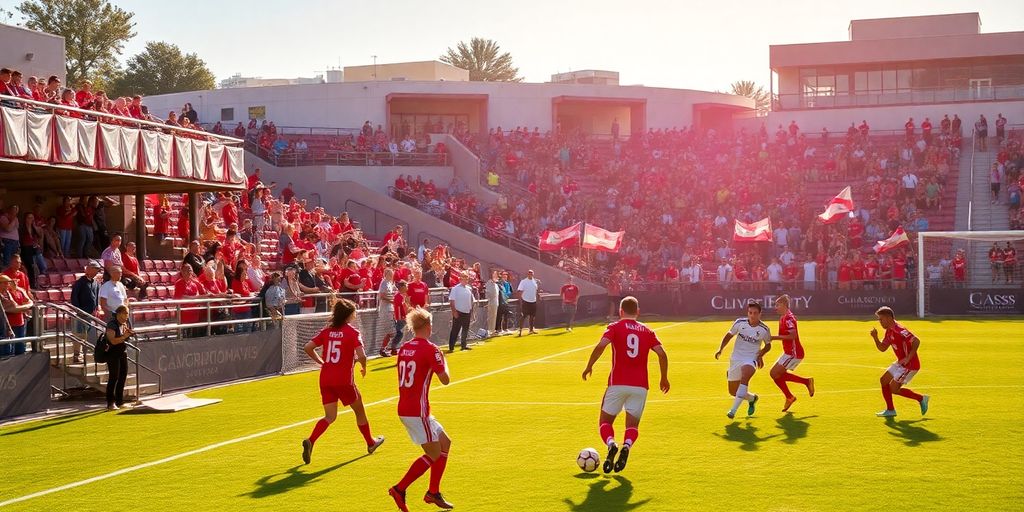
1,0 -> 1022,92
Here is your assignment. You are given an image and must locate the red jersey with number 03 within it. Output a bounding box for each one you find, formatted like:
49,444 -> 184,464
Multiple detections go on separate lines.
885,322 -> 920,370
407,281 -> 429,307
311,324 -> 362,386
396,337 -> 446,417
778,311 -> 804,358
561,284 -> 580,304
602,319 -> 661,389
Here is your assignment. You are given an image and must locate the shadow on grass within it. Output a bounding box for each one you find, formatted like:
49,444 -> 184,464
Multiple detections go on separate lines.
1,410 -> 105,436
370,363 -> 397,373
776,413 -> 818,445
241,454 -> 369,498
884,417 -> 943,446
714,421 -> 780,451
563,475 -> 651,512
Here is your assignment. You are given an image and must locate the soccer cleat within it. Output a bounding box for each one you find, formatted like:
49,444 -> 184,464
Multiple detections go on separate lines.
602,442 -> 619,474
920,395 -> 930,416
807,377 -> 815,397
389,486 -> 409,512
368,436 -> 386,454
423,491 -> 455,510
782,396 -> 797,412
613,445 -> 630,473
301,439 -> 312,464
726,410 -> 736,419
876,409 -> 897,417
747,394 -> 759,416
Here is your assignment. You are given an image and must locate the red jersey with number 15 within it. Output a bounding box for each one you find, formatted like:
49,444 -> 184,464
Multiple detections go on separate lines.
396,337 -> 447,417
311,324 -> 362,387
602,319 -> 662,389
779,311 -> 804,358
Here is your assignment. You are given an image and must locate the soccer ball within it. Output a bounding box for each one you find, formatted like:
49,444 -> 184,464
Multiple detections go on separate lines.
576,448 -> 600,472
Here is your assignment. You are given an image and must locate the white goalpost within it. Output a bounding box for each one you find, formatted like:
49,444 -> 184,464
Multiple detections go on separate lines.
917,230 -> 1024,318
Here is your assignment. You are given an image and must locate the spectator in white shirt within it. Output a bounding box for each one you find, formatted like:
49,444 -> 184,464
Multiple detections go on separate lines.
780,246 -> 795,265
516,270 -> 540,336
100,234 -> 123,277
901,171 -> 919,199
401,137 -> 416,153
448,272 -> 475,352
802,259 -> 818,290
689,260 -> 702,290
766,258 -> 784,290
98,266 -> 129,321
774,223 -> 788,250
717,260 -> 734,290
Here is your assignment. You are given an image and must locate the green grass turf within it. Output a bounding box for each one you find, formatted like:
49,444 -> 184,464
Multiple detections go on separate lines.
1,317 -> 1023,511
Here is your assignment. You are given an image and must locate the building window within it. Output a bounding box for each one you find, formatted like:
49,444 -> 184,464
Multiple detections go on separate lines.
220,108 -> 234,122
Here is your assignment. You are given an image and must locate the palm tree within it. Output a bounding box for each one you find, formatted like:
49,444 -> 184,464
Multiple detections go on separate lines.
441,38 -> 522,82
729,80 -> 770,115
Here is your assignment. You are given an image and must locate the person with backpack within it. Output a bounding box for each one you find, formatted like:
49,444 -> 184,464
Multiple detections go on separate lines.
100,305 -> 134,410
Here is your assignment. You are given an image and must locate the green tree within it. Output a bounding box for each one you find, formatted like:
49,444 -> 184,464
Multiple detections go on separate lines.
729,80 -> 770,115
17,0 -> 135,87
111,41 -> 215,96
441,37 -> 522,82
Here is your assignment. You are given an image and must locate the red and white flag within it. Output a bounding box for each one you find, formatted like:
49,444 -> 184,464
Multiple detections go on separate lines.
818,186 -> 854,224
538,223 -> 581,251
581,223 -> 624,252
874,226 -> 910,253
733,218 -> 773,242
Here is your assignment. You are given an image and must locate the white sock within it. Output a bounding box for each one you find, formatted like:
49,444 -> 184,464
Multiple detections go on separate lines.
737,384 -> 751,401
729,385 -> 749,414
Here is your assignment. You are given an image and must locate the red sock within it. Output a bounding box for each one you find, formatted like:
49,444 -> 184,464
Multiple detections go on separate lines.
599,422 -> 615,446
428,452 -> 448,494
357,422 -> 374,446
308,418 -> 330,445
773,377 -> 794,400
882,385 -> 895,410
897,388 -> 923,402
623,427 -> 639,448
397,455 -> 432,491
783,373 -> 810,386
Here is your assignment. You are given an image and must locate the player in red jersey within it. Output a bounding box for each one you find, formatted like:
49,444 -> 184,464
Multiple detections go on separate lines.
301,298 -> 385,464
870,306 -> 929,417
582,296 -> 670,474
768,295 -> 814,412
560,275 -> 580,332
389,308 -> 454,511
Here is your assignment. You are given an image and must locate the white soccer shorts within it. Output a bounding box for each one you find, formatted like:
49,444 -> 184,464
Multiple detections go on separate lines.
887,363 -> 918,386
400,415 -> 445,446
601,385 -> 648,418
775,354 -> 802,371
727,360 -> 757,381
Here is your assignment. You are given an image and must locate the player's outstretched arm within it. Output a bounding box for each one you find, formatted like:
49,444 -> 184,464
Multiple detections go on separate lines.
355,346 -> 367,377
756,342 -> 772,369
653,345 -> 670,393
303,341 -> 323,366
582,338 -> 611,381
714,333 -> 734,360
900,337 -> 921,366
869,328 -> 888,352
770,332 -> 796,342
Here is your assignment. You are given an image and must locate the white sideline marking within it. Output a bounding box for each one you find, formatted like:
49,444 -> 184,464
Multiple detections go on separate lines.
0,320 -> 697,507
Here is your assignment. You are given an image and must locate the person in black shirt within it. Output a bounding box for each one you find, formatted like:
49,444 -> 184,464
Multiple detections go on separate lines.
70,260 -> 102,362
104,305 -> 134,410
182,240 -> 205,276
298,259 -> 330,312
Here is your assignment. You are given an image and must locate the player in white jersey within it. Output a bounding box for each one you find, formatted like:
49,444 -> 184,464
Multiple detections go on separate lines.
714,302 -> 772,419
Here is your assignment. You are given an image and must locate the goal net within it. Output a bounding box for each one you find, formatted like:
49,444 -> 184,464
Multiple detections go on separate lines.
918,230 -> 1024,318
281,299 -> 493,374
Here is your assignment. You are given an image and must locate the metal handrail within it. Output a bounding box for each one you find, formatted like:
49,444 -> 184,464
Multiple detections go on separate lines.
246,139 -> 449,167
773,84 -> 1024,110
0,93 -> 243,145
968,127 -> 976,231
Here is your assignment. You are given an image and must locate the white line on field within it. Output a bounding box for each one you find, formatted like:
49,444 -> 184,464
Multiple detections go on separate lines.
0,319 -> 701,507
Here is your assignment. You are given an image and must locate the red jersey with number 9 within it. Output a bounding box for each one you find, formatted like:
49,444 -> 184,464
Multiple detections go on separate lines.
396,337 -> 447,417
311,324 -> 362,387
602,319 -> 661,389
779,311 -> 805,358
885,322 -> 920,370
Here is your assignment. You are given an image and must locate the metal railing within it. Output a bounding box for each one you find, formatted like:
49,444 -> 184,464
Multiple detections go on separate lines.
773,84 -> 1024,111
968,127 -> 977,231
246,139 -> 449,167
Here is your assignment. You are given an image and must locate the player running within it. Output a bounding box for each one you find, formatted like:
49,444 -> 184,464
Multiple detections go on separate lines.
301,298 -> 385,464
871,306 -> 929,417
581,296 -> 670,474
715,302 -> 772,419
768,295 -> 815,411
389,308 -> 455,511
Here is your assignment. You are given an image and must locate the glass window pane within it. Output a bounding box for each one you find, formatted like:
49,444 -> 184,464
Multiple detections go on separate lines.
837,74 -> 849,94
817,75 -> 835,96
882,69 -> 897,90
897,69 -> 911,92
855,71 -> 867,93
868,71 -> 882,92
800,68 -> 816,78
912,68 -> 937,88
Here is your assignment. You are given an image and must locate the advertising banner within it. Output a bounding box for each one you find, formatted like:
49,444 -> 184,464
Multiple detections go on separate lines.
927,289 -> 1024,315
139,331 -> 282,391
598,289 -> 917,317
0,353 -> 50,419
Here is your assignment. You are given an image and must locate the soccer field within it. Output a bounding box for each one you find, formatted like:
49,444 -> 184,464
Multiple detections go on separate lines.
2,317 -> 1023,511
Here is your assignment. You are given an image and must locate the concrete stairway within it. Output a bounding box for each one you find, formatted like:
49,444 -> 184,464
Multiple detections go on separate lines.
46,338 -> 161,401
952,136 -> 1016,286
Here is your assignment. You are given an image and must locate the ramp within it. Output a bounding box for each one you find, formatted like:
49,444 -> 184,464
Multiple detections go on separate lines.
122,394 -> 222,414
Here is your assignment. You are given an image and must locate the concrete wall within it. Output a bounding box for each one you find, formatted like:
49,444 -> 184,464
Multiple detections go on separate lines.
432,134 -> 499,205
767,99 -> 1024,134
343,61 -> 469,82
771,31 -> 1024,69
850,13 -> 980,41
144,80 -> 751,131
0,23 -> 65,84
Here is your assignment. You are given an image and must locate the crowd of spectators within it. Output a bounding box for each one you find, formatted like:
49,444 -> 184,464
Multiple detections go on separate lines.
249,119 -> 449,165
